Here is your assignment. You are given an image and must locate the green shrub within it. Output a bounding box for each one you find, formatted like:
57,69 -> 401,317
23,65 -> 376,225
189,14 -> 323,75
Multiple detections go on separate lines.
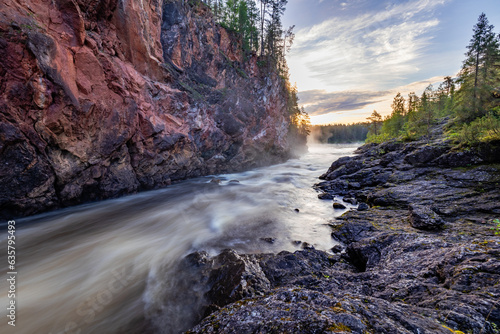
366,132 -> 393,144
452,112 -> 500,145
491,219 -> 500,235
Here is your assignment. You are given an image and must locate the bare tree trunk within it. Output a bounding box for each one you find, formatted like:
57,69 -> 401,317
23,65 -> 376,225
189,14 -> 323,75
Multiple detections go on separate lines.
260,1 -> 266,56
474,47 -> 480,111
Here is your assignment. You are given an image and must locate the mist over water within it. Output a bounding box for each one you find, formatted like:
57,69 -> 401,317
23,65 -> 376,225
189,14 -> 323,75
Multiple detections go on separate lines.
0,144 -> 359,334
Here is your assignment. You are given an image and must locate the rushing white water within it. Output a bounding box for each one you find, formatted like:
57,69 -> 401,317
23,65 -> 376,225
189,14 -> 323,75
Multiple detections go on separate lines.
0,144 -> 358,334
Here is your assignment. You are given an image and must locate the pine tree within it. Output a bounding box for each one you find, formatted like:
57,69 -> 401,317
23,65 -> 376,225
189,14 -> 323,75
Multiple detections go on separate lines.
247,0 -> 260,51
383,93 -> 406,136
367,110 -> 382,135
457,13 -> 500,120
237,1 -> 251,51
391,92 -> 406,116
407,92 -> 419,115
222,0 -> 239,31
420,85 -> 434,139
265,0 -> 287,59
258,0 -> 269,56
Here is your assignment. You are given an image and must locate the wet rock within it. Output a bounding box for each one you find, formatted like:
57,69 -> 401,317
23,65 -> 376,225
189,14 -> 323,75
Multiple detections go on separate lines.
190,288 -> 456,334
319,156 -> 351,179
294,208 -> 300,212
190,289 -> 368,334
318,192 -> 334,200
404,145 -> 449,166
170,249 -> 270,326
209,178 -> 221,184
333,202 -> 347,209
357,203 -> 369,211
409,205 -> 444,230
258,250 -> 340,287
378,141 -> 405,153
183,228 -> 500,334
380,150 -> 404,167
292,240 -> 302,245
301,242 -> 315,250
330,244 -> 343,253
348,181 -> 361,189
331,220 -> 376,244
260,237 -> 276,244
343,197 -> 357,205
344,234 -> 397,272
204,250 -> 270,310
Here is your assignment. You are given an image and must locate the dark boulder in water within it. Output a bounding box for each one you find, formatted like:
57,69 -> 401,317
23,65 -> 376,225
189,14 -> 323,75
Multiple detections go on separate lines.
260,237 -> 276,244
301,242 -> 315,250
318,192 -> 334,200
333,202 -> 346,209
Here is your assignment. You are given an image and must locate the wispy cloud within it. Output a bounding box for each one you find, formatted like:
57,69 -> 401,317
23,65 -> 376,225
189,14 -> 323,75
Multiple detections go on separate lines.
303,75 -> 447,124
290,0 -> 450,92
299,90 -> 389,116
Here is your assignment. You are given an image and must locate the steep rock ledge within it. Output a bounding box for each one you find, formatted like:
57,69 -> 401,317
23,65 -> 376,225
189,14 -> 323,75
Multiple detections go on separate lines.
0,0 -> 293,217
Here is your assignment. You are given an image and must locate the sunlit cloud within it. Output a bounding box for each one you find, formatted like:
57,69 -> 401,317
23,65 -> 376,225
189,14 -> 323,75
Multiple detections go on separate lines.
289,0 -> 450,92
306,75 -> 447,125
299,90 -> 389,116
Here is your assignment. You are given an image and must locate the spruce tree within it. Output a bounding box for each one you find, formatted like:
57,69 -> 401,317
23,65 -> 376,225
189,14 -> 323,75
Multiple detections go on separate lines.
457,13 -> 500,120
367,110 -> 382,135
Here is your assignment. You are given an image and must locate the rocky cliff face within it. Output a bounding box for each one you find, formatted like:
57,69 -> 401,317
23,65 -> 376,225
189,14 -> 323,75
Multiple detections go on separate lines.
0,0 -> 292,217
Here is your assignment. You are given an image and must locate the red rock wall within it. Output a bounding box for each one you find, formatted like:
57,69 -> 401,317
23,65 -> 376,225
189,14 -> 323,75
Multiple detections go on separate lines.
0,0 -> 292,217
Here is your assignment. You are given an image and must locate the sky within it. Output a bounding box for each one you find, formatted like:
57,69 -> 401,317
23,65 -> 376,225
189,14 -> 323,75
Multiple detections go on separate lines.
282,0 -> 500,124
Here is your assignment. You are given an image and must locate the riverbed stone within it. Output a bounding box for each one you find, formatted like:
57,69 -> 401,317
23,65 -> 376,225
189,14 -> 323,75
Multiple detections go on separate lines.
343,197 -> 357,205
301,242 -> 315,250
318,192 -> 334,200
260,237 -> 276,244
333,202 -> 346,209
357,203 -> 369,211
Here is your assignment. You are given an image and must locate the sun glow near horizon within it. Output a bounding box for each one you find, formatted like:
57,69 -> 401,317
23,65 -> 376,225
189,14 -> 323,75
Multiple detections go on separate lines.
305,75 -> 449,125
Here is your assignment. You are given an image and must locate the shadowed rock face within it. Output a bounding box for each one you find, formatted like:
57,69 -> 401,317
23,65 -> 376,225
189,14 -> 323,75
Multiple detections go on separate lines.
0,0 -> 292,217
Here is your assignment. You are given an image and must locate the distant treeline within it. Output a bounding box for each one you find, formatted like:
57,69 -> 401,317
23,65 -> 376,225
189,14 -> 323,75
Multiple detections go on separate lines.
311,123 -> 369,143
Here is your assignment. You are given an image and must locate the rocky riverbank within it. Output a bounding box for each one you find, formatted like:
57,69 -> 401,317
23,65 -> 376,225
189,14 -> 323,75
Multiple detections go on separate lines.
173,129 -> 500,334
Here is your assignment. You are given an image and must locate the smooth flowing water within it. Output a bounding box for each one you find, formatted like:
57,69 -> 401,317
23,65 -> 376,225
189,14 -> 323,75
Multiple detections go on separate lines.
0,144 -> 358,334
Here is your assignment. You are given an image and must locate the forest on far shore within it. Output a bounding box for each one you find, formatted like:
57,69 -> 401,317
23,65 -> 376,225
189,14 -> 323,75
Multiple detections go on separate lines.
310,123 -> 369,144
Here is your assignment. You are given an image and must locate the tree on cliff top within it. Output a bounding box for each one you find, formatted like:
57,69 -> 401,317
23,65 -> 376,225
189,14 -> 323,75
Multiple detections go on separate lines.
204,0 -> 306,145
209,0 -> 292,68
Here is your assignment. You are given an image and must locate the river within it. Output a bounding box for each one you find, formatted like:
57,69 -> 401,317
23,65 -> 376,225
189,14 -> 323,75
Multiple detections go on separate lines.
0,143 -> 359,334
